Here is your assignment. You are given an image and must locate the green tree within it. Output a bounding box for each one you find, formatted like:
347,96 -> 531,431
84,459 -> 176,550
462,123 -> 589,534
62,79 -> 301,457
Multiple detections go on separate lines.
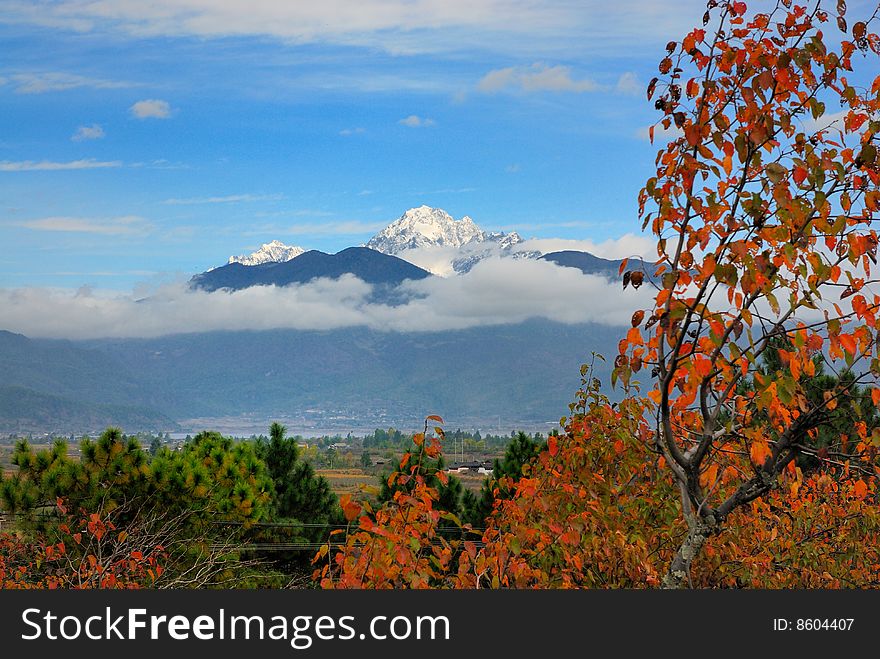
0,427 -> 274,587
256,422 -> 339,529
1,428 -> 272,524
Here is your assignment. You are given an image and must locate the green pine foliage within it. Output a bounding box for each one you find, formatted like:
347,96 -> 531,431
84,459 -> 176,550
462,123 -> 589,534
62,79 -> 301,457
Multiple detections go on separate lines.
0,427 -> 272,524
256,422 -> 340,529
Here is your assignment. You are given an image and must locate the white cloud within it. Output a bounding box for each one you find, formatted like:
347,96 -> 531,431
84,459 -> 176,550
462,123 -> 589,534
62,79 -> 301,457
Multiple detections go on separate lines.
163,193 -> 284,205
71,123 -> 105,141
339,127 -> 366,136
8,72 -> 136,94
0,258 -> 654,339
0,1 -> 710,56
477,63 -> 601,94
0,158 -> 122,171
382,257 -> 654,330
800,108 -> 848,135
615,71 -> 641,96
20,215 -> 153,236
391,244 -> 470,277
130,99 -> 172,119
398,115 -> 436,128
130,159 -> 190,170
392,234 -> 654,278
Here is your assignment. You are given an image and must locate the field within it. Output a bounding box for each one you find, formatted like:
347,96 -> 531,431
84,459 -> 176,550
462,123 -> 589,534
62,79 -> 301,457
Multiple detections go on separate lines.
316,469 -> 377,499
316,467 -> 489,500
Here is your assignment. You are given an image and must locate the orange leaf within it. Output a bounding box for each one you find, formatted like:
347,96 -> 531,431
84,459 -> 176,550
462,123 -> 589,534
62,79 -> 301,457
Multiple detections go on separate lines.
700,464 -> 719,489
839,333 -> 857,355
750,441 -> 771,467
340,495 -> 361,522
853,480 -> 868,499
626,327 -> 644,345
548,435 -> 559,457
694,358 -> 713,378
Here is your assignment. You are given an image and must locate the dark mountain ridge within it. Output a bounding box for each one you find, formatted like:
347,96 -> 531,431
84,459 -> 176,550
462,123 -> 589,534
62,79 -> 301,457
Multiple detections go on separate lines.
540,250 -> 654,280
190,246 -> 432,293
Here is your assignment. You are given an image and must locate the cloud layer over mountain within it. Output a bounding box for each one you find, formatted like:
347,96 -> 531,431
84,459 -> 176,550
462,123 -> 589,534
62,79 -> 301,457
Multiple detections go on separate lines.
0,258 -> 653,339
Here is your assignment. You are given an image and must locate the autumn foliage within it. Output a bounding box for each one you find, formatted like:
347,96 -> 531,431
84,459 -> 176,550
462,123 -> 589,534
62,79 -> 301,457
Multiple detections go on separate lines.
319,384 -> 880,589
0,499 -> 164,589
615,0 -> 880,587
5,1 -> 880,591
320,0 -> 880,590
316,416 -> 462,589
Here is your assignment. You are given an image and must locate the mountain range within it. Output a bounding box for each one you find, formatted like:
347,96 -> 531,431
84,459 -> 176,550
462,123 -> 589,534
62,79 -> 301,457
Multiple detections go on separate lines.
191,246 -> 432,296
0,206 -> 653,434
0,322 -> 619,435
190,206 -> 650,293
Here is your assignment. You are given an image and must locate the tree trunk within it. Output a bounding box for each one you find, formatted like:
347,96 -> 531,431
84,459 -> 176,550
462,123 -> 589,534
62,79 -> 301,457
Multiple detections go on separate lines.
662,516 -> 715,589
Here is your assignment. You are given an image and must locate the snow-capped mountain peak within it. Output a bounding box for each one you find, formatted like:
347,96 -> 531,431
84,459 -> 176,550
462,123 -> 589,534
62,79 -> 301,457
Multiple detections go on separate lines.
489,231 -> 524,250
366,206 -> 486,254
365,207 -> 539,275
228,240 -> 305,266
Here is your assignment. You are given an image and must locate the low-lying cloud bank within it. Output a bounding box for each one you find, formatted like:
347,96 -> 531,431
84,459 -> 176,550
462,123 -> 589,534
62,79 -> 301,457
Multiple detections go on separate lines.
0,258 -> 654,340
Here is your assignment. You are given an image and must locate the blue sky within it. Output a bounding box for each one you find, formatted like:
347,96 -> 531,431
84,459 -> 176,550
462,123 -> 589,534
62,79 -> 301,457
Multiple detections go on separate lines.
0,0 -> 699,290
0,0 -> 874,292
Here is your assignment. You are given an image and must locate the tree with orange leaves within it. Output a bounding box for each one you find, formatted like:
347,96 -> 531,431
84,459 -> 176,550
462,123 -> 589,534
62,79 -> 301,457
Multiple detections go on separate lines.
317,371 -> 880,589
617,0 -> 880,588
318,0 -> 880,591
315,416 -> 469,589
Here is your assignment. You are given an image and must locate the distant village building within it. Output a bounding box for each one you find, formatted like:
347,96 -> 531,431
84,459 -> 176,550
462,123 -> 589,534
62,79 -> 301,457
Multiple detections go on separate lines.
446,461 -> 493,477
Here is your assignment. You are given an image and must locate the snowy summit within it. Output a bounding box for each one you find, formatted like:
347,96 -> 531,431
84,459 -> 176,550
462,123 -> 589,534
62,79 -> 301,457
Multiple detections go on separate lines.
228,240 -> 305,266
365,206 -> 533,275
367,206 -> 493,254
